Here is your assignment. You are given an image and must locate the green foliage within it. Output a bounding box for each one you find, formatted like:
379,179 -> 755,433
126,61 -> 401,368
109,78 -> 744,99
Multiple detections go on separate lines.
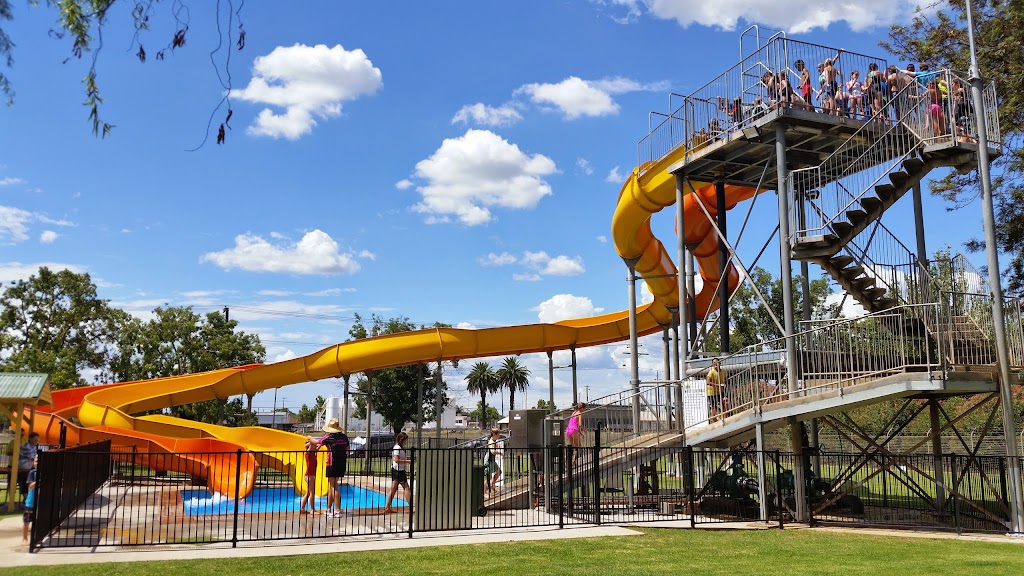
296,396 -> 326,423
883,0 -> 1024,291
534,399 -> 556,411
495,356 -> 530,412
348,313 -> 450,433
465,361 -> 499,428
102,305 -> 265,424
0,266 -> 125,389
469,401 -> 500,427
705,267 -> 838,352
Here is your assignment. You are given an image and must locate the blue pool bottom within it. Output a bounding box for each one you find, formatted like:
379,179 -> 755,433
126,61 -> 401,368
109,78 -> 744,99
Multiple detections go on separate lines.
181,485 -> 408,515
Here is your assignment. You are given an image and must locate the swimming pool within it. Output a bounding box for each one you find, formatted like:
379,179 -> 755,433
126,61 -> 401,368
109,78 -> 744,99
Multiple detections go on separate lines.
181,485 -> 407,515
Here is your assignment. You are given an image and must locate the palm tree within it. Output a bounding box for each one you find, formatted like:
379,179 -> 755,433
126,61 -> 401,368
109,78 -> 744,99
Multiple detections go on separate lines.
466,361 -> 497,429
496,356 -> 530,412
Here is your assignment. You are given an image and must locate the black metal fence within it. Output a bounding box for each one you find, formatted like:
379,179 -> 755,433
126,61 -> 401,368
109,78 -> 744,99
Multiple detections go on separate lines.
808,451 -> 1014,533
31,439 -> 112,551
25,439 -> 1024,551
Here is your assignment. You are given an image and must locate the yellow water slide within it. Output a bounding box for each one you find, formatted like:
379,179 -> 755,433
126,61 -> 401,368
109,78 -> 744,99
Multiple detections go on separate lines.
63,144 -> 761,496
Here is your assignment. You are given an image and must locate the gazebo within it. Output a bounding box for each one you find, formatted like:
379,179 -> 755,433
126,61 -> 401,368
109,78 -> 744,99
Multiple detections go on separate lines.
0,373 -> 52,510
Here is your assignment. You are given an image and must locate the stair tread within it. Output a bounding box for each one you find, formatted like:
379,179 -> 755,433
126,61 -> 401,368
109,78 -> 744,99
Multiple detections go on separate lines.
902,157 -> 925,173
864,287 -> 887,298
852,277 -> 876,289
846,209 -> 868,222
889,171 -> 910,185
861,196 -> 883,210
830,255 -> 855,268
832,221 -> 854,237
841,265 -> 866,277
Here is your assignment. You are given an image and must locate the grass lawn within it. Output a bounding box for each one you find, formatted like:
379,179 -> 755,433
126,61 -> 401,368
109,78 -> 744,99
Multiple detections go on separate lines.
6,528 -> 1023,576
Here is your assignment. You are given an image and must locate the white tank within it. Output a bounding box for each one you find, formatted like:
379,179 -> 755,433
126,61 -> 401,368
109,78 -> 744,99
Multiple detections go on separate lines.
324,396 -> 341,423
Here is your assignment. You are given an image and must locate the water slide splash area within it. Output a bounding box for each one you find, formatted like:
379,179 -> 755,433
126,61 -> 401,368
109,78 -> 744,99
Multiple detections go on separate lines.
21,144 -> 762,497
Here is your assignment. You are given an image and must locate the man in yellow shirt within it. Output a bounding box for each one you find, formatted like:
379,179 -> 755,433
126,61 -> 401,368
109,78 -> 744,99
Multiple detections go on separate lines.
706,358 -> 727,421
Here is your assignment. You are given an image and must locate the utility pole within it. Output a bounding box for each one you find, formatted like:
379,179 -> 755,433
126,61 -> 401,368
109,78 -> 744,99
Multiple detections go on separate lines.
965,0 -> 1023,533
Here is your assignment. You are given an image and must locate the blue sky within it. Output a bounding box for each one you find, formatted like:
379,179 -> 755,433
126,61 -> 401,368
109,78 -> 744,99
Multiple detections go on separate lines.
0,0 -> 990,415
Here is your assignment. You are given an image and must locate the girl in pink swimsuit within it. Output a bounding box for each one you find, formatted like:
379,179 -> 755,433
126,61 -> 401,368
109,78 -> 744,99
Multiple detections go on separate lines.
565,402 -> 586,447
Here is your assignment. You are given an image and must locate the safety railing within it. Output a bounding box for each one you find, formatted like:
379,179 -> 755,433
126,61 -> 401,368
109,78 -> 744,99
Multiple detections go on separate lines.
789,69 -> 1000,240
685,303 -> 942,430
636,37 -> 886,176
553,382 -> 679,447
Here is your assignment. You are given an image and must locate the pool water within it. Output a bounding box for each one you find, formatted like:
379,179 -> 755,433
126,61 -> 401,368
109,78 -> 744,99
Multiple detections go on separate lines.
181,485 -> 407,515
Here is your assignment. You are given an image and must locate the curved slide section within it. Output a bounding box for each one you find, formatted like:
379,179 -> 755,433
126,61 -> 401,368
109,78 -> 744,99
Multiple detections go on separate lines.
51,143 -> 763,497
20,376 -> 258,497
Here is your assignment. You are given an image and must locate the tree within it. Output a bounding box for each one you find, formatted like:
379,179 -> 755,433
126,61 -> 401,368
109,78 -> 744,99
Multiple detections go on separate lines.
104,305 -> 265,424
0,267 -> 125,389
296,396 -> 326,423
883,0 -> 1024,291
705,267 -> 838,352
0,1 -> 246,139
495,356 -> 530,412
348,313 -> 450,433
466,362 -> 499,428
535,399 -> 556,411
469,401 -> 500,428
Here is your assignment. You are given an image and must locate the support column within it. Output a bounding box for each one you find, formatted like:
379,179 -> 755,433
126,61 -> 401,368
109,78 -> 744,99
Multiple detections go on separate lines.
435,361 -> 443,442
716,179 -> 730,354
755,423 -> 768,522
686,252 -> 698,350
912,183 -> 930,303
777,123 -> 807,522
571,347 -> 578,406
775,124 -> 800,396
663,325 -> 672,429
675,173 -> 690,444
627,263 -> 642,435
342,374 -> 351,433
966,3 -> 1024,532
789,417 -> 809,522
547,351 -> 555,412
929,399 -> 947,515
672,313 -> 684,436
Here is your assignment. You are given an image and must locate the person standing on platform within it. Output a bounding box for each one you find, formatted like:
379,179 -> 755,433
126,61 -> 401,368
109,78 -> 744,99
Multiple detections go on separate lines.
706,358 -> 727,421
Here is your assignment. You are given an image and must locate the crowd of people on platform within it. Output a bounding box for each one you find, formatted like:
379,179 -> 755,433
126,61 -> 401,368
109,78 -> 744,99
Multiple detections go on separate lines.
694,53 -> 977,149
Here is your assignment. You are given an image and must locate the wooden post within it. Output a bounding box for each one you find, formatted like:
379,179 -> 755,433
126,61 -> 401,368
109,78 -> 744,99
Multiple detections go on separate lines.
7,402 -> 24,509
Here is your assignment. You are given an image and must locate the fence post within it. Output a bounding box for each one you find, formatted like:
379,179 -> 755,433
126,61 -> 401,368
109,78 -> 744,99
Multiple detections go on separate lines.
408,447 -> 416,539
687,446 -> 696,529
951,455 -> 962,534
999,456 -> 1009,522
559,445 -> 565,529
232,449 -> 242,548
593,424 -> 602,525
776,450 -> 784,529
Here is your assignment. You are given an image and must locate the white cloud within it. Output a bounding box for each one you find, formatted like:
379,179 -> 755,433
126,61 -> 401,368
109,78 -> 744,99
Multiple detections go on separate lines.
39,230 -> 58,243
640,281 -> 654,305
623,0 -> 915,33
515,76 -> 666,120
357,250 -> 376,261
606,166 -> 623,183
456,321 -> 477,329
228,300 -> 354,322
395,179 -> 413,190
409,129 -> 556,226
522,251 -> 585,276
825,292 -> 868,318
516,77 -> 618,119
306,288 -> 354,297
0,262 -> 85,284
480,252 -> 518,267
533,294 -> 604,323
258,289 -> 293,297
201,229 -> 362,275
513,273 -> 542,282
273,349 -> 298,363
596,235 -> 608,243
0,177 -> 26,186
451,103 -> 523,127
0,206 -> 32,241
577,157 -> 594,175
0,206 -> 72,243
231,43 -> 383,139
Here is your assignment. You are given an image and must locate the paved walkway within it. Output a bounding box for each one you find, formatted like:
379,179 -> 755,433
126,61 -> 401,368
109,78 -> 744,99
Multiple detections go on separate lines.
2,514 -> 1022,567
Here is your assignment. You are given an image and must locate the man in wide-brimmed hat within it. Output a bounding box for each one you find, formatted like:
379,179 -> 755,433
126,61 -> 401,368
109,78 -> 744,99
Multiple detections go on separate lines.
317,418 -> 350,518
